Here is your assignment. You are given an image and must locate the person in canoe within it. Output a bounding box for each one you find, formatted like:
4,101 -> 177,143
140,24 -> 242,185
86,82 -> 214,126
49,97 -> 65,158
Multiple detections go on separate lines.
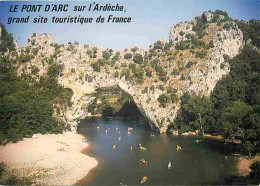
141,176 -> 148,184
168,161 -> 172,169
139,146 -> 146,151
112,144 -> 117,149
130,145 -> 133,150
177,145 -> 182,151
128,127 -> 133,131
140,159 -> 147,165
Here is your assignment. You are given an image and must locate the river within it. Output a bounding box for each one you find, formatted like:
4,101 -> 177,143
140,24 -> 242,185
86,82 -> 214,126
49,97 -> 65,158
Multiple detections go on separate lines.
77,117 -> 238,185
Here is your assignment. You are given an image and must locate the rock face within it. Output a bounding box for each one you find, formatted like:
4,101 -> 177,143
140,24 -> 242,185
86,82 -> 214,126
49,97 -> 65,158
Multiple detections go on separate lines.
18,11 -> 244,132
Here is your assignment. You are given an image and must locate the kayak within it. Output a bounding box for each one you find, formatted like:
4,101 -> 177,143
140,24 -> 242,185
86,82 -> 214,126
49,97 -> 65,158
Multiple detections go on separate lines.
140,159 -> 147,165
141,176 -> 148,184
177,145 -> 182,151
168,161 -> 172,169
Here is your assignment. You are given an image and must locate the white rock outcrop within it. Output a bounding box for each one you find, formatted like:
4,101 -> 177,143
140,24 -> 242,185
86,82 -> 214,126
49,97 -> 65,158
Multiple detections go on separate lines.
18,12 -> 244,133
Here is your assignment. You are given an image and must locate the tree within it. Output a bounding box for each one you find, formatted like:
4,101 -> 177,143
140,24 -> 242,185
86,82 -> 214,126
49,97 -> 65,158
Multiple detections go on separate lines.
0,24 -> 15,53
181,93 -> 211,132
170,93 -> 178,103
47,64 -> 63,77
102,50 -> 111,60
158,94 -> 169,107
243,141 -> 254,157
124,53 -> 132,59
91,62 -> 101,72
133,54 -> 143,64
102,106 -> 114,118
224,101 -> 252,141
154,41 -> 163,50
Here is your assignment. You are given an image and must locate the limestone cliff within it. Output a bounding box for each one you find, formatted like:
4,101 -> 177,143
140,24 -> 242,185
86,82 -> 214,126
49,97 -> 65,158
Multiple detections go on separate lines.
17,10 -> 244,132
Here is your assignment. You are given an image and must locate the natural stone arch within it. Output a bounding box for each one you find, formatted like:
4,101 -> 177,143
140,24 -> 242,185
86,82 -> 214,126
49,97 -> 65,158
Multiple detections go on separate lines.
61,77 -> 160,131
18,10 -> 244,133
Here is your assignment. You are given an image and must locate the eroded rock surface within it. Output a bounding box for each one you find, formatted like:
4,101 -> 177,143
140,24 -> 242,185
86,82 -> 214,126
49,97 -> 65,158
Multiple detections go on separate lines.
18,11 -> 244,132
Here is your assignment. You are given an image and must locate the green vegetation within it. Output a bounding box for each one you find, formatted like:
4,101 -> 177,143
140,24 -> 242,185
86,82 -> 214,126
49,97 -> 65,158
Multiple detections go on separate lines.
236,20 -> 260,48
124,53 -> 132,59
133,54 -> 144,64
17,53 -> 34,63
87,87 -> 132,117
0,162 -> 33,184
0,24 -> 72,144
132,67 -> 144,84
0,56 -> 72,144
91,62 -> 101,72
86,47 -> 98,58
195,50 -> 207,58
223,22 -> 236,30
0,24 -> 15,53
186,61 -> 193,68
150,60 -> 167,82
102,50 -> 112,60
47,64 -> 63,77
175,36 -> 214,50
158,94 -> 169,107
188,10 -> 231,43
91,58 -> 110,72
210,10 -> 230,23
173,47 -> 260,155
111,52 -> 120,66
158,92 -> 179,107
153,41 -> 163,50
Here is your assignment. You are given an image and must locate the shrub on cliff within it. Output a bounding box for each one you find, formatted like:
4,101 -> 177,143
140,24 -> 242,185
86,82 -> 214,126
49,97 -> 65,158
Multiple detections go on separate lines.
158,94 -> 170,108
47,64 -> 63,77
195,50 -> 207,58
124,53 -> 132,59
133,54 -> 144,64
236,20 -> 260,48
91,62 -> 101,72
102,50 -> 111,60
154,41 -> 163,50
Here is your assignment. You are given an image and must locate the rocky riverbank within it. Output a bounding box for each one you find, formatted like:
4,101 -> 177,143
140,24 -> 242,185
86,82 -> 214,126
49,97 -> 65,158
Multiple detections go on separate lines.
0,132 -> 98,185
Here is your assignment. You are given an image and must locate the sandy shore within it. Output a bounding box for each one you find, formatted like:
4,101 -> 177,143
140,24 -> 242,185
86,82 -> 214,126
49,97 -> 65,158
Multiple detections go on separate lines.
0,132 -> 98,185
236,155 -> 260,175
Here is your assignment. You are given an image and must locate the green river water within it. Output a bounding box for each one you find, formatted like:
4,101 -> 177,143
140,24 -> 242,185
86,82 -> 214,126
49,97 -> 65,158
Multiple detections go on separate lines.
77,117 -> 238,185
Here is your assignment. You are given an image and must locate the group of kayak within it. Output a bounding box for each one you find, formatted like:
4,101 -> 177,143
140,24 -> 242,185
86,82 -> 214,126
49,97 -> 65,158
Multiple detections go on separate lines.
98,125 -> 183,184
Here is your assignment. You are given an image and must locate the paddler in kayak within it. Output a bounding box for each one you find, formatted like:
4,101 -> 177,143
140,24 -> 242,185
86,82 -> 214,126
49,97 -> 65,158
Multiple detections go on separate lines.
141,176 -> 148,184
140,159 -> 147,165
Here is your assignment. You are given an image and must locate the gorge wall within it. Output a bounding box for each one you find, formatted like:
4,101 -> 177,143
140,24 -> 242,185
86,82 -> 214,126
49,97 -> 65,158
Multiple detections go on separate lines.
17,11 -> 243,132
